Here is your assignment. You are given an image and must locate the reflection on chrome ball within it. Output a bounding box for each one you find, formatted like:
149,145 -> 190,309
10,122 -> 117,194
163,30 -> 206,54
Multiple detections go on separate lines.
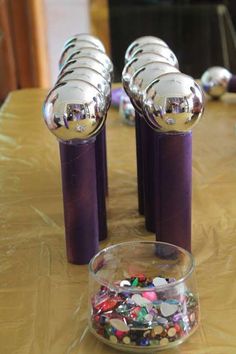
143,72 -> 204,132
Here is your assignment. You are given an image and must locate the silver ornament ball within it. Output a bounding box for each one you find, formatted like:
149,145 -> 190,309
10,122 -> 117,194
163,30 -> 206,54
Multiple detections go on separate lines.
59,57 -> 112,84
68,47 -> 113,75
59,41 -> 99,68
125,36 -> 168,63
43,80 -> 107,143
200,66 -> 232,98
56,67 -> 111,107
129,61 -> 179,113
143,72 -> 204,133
131,43 -> 179,69
64,33 -> 105,52
122,53 -> 170,95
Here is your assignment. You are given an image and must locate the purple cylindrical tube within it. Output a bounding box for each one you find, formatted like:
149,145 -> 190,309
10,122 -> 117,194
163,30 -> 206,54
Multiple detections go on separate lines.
97,126 -> 108,196
140,117 -> 156,232
155,132 -> 192,252
59,141 -> 99,264
228,76 -> 236,92
95,127 -> 108,241
135,112 -> 145,215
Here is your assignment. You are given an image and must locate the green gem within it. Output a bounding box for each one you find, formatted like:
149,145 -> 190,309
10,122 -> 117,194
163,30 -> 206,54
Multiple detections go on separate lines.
131,277 -> 139,287
105,325 -> 114,337
150,339 -> 160,346
179,320 -> 185,329
141,307 -> 148,315
137,307 -> 148,321
186,292 -> 198,307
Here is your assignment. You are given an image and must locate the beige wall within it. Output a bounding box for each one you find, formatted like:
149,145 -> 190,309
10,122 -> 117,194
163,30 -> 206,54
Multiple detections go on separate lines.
43,0 -> 90,85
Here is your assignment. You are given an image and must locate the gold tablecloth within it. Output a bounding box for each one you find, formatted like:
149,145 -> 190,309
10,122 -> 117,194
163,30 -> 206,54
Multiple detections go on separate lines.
0,88 -> 236,354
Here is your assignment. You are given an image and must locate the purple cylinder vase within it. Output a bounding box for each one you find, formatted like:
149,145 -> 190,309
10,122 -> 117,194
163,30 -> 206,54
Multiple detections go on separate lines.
59,141 -> 99,264
154,132 -> 192,252
135,112 -> 145,215
140,117 -> 156,232
95,127 -> 108,241
96,126 -> 108,197
228,76 -> 236,92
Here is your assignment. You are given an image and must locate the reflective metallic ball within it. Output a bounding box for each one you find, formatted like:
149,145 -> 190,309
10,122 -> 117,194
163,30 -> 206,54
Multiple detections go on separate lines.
129,61 -> 179,113
200,66 -> 232,98
64,33 -> 105,52
43,80 -> 107,143
131,43 -> 179,69
59,41 -> 99,68
125,36 -> 168,63
59,57 -> 111,84
143,72 -> 204,133
67,47 -> 113,75
56,67 -> 111,108
122,53 -> 170,95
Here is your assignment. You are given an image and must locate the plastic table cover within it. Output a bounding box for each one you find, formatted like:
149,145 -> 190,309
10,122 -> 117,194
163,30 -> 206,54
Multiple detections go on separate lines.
0,88 -> 236,354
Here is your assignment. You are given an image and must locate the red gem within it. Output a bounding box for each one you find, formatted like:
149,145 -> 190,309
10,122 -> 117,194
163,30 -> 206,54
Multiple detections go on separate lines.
174,323 -> 181,333
100,285 -> 108,292
94,315 -> 100,323
130,312 -> 137,319
95,298 -> 119,312
129,306 -> 140,319
97,328 -> 104,336
94,296 -> 109,310
131,273 -> 146,282
115,330 -> 125,339
131,306 -> 141,313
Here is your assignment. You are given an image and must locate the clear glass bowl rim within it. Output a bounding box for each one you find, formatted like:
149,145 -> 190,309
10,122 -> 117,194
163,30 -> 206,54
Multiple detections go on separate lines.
89,241 -> 195,293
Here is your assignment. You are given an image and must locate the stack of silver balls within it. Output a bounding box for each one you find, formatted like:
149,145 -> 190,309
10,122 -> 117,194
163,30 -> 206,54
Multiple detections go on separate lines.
122,36 -> 204,133
43,33 -> 113,144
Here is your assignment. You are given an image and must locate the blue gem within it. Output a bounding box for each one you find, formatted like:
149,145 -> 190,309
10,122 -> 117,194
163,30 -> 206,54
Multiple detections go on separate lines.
166,299 -> 179,305
139,338 -> 149,346
99,315 -> 107,325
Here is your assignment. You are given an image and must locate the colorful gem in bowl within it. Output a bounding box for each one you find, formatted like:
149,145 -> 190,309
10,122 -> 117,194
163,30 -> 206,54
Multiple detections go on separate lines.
90,274 -> 199,350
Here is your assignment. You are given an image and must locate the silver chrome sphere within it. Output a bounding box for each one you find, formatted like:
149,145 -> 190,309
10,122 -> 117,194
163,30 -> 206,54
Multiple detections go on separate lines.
64,33 -> 105,52
59,41 -> 99,68
56,67 -> 111,108
201,66 -> 232,98
129,62 -> 179,113
43,80 -> 107,143
122,53 -> 170,95
59,57 -> 111,84
125,36 -> 168,63
143,72 -> 204,133
67,47 -> 113,75
131,43 -> 179,69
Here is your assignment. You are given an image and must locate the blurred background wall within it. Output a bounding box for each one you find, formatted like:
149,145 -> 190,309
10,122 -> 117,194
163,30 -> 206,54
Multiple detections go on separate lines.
0,0 -> 90,102
0,0 -> 50,101
43,0 -> 90,84
107,0 -> 236,81
1,0 -> 236,100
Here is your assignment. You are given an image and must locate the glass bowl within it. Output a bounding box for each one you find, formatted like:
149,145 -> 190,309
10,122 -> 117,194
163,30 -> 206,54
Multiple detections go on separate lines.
88,241 -> 199,352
